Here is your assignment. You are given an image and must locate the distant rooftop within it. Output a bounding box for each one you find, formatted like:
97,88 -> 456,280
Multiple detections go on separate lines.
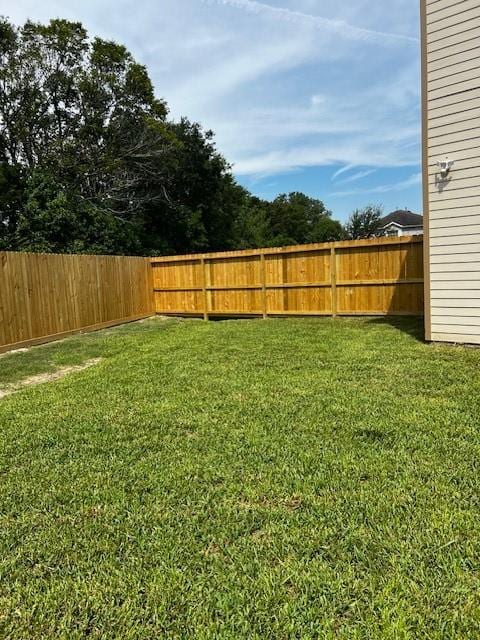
380,210 -> 423,228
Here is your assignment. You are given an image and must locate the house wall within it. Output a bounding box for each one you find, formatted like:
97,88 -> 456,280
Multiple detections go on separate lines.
401,227 -> 423,237
422,0 -> 480,344
386,225 -> 424,238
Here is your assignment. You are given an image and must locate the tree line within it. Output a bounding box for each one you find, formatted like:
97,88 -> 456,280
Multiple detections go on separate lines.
0,18 -> 382,256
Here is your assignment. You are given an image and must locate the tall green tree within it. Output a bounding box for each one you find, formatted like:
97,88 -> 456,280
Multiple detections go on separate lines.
345,205 -> 383,240
0,17 -> 246,255
0,158 -> 24,250
0,18 -> 171,253
139,119 -> 246,255
231,192 -> 344,250
232,195 -> 273,249
0,17 -> 345,256
268,192 -> 344,246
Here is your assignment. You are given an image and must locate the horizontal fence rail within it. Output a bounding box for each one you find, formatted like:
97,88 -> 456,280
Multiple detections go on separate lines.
151,236 -> 425,318
0,252 -> 154,353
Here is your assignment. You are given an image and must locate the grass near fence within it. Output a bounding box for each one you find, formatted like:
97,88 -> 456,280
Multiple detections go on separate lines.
0,317 -> 479,638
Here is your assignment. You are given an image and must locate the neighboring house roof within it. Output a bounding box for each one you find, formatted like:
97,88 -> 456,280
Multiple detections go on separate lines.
379,210 -> 423,229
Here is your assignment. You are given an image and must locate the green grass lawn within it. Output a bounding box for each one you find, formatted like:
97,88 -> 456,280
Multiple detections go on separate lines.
1,316 -> 479,639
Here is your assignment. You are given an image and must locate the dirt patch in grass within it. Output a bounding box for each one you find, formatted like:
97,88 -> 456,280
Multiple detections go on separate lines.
0,358 -> 102,400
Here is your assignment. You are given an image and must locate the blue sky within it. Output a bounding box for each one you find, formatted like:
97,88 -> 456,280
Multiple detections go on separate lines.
1,0 -> 422,222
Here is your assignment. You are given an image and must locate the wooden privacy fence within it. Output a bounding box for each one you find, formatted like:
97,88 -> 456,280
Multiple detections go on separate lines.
0,236 -> 424,353
151,236 -> 424,318
0,252 -> 154,353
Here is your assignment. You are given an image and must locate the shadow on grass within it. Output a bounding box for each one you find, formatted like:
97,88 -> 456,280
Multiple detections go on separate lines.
365,316 -> 425,343
205,315 -> 426,343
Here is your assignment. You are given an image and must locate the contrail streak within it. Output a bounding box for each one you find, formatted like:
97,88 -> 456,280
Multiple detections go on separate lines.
203,0 -> 419,45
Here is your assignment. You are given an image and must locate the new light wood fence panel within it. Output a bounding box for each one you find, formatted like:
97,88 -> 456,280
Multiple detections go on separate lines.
336,241 -> 424,315
152,236 -> 424,318
0,252 -> 154,353
207,255 -> 263,315
265,248 -> 332,315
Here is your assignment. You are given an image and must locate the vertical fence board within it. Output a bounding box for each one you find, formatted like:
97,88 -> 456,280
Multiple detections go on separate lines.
260,253 -> 267,319
330,247 -> 337,317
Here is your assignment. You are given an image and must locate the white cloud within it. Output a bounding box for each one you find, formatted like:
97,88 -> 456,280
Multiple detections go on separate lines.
335,169 -> 376,184
167,37 -> 312,111
219,64 -> 421,177
311,94 -> 326,106
332,165 -> 356,180
330,172 -> 422,197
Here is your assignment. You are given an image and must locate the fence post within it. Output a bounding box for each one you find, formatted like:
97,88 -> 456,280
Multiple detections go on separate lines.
148,258 -> 156,315
201,257 -> 209,321
260,252 -> 267,319
330,246 -> 337,318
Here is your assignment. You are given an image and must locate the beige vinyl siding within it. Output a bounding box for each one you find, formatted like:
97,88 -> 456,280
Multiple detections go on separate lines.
423,0 -> 480,344
427,0 -> 480,24
427,36 -> 480,63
